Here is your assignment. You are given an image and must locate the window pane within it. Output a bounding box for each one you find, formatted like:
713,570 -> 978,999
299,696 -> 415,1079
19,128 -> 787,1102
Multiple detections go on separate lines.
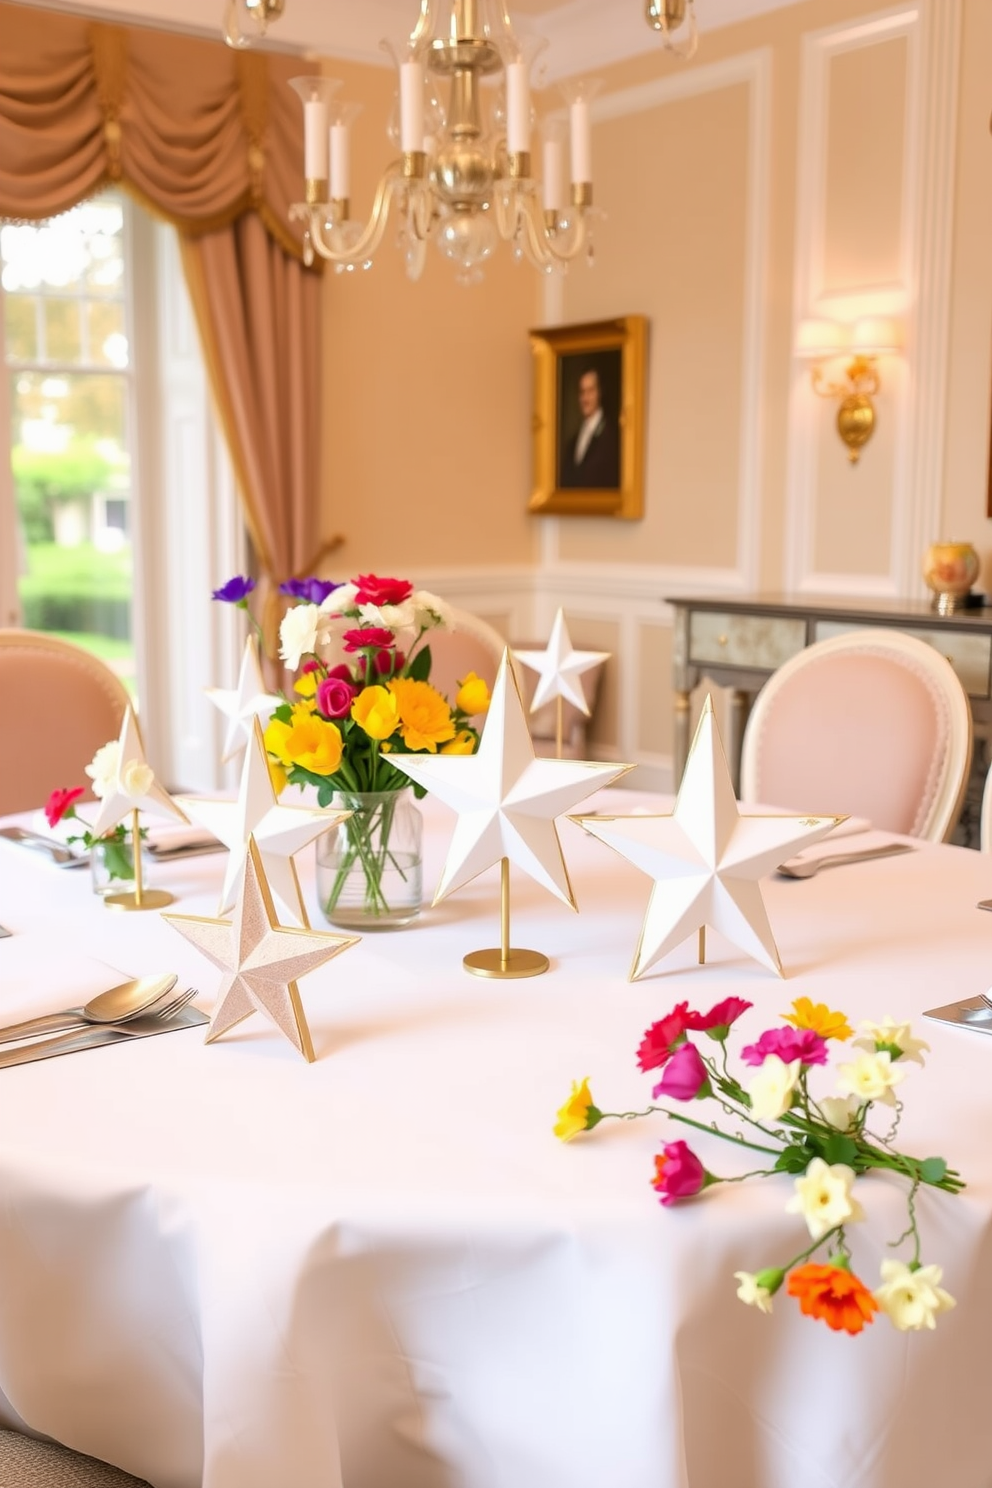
86,300 -> 129,368
43,298 -> 83,364
4,295 -> 38,362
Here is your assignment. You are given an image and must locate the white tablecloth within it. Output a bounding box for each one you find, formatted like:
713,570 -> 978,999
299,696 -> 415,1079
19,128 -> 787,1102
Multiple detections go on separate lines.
0,793 -> 991,1488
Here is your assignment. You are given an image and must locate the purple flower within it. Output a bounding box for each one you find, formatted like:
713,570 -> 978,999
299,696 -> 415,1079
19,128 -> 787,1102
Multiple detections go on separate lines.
212,575 -> 255,604
652,1042 -> 711,1102
740,1027 -> 828,1068
280,577 -> 340,605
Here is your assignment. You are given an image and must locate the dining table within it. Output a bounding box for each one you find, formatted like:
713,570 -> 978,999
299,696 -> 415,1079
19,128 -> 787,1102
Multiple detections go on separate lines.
0,788 -> 991,1488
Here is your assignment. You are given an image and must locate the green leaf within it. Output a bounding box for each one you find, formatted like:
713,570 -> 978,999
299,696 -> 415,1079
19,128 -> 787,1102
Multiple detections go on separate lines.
919,1157 -> 947,1184
273,703 -> 293,723
820,1135 -> 859,1167
408,644 -> 432,682
774,1145 -> 811,1174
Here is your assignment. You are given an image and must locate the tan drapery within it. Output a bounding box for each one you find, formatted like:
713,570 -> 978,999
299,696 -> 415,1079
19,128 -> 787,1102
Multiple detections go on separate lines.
0,2 -> 331,646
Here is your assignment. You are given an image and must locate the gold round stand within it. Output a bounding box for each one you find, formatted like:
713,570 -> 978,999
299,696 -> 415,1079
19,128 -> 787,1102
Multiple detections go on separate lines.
105,888 -> 176,912
463,947 -> 550,979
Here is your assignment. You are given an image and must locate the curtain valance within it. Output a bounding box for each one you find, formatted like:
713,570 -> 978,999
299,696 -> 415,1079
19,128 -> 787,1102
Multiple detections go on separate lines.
0,1 -> 316,262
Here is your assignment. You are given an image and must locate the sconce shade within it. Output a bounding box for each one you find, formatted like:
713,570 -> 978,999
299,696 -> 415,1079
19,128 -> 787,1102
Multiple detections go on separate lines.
795,318 -> 853,359
851,316 -> 905,355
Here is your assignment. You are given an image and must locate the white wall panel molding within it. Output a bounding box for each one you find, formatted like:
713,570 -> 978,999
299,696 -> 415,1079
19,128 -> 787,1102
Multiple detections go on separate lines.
785,1 -> 961,601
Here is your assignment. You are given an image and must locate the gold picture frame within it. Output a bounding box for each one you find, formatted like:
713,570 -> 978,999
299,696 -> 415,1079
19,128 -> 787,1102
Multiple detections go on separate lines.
528,315 -> 647,518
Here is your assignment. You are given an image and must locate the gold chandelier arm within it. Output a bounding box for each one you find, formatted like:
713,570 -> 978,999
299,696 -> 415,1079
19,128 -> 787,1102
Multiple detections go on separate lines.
810,365 -> 847,400
291,161 -> 406,266
810,355 -> 881,401
517,193 -> 588,269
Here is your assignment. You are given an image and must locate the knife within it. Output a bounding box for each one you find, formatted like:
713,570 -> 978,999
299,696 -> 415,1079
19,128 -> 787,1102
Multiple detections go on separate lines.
0,1006 -> 208,1069
0,826 -> 88,867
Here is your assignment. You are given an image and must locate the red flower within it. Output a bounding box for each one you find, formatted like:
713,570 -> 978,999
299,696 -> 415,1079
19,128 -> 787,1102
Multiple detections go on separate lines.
685,997 -> 752,1040
343,627 -> 395,653
45,786 -> 84,828
353,574 -> 413,607
740,1027 -> 828,1068
787,1263 -> 878,1334
653,1042 -> 710,1102
300,658 -> 322,675
316,675 -> 358,719
637,1002 -> 692,1072
650,1140 -> 709,1206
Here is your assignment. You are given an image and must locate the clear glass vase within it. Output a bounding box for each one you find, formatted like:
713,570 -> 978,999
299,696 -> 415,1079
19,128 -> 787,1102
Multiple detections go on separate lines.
89,833 -> 149,897
316,790 -> 423,930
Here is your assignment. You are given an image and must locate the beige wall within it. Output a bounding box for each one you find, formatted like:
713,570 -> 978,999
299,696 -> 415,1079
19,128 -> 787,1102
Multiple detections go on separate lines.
316,0 -> 992,781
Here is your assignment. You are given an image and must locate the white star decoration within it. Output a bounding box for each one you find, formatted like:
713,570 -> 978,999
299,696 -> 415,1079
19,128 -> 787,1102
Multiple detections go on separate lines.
388,650 -> 630,907
176,719 -> 348,927
572,696 -> 842,980
165,837 -> 358,1062
89,706 -> 189,838
207,635 -> 282,764
514,608 -> 610,716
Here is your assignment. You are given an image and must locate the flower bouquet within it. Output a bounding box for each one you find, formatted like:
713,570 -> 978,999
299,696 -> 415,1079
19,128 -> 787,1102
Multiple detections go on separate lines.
45,740 -> 152,894
556,996 -> 963,1334
214,571 -> 490,927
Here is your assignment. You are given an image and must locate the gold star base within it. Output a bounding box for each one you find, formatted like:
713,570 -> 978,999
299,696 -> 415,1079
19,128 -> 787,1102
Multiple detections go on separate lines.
105,888 -> 176,912
463,947 -> 550,979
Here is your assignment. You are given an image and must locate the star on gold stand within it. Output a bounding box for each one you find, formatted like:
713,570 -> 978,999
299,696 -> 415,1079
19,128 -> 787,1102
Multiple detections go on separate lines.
206,635 -> 282,764
89,706 -> 189,839
164,837 -> 358,1062
572,696 -> 842,980
513,608 -> 609,715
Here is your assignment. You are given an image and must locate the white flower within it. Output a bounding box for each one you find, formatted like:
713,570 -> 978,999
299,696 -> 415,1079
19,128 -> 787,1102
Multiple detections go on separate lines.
321,582 -> 356,614
785,1157 -> 864,1241
358,600 -> 416,633
120,759 -> 153,801
746,1055 -> 802,1122
873,1260 -> 955,1331
818,1094 -> 862,1132
835,1050 -> 907,1107
85,740 -> 120,799
411,588 -> 452,630
734,1270 -> 778,1314
854,1016 -> 930,1065
279,603 -> 329,670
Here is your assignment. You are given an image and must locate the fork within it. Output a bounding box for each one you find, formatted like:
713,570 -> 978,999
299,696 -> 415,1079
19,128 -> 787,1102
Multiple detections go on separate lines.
0,984 -> 198,1046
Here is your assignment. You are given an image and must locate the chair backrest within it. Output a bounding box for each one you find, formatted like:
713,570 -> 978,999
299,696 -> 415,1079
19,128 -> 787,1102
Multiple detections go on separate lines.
981,758 -> 992,853
0,629 -> 131,816
425,608 -> 508,714
740,628 -> 972,842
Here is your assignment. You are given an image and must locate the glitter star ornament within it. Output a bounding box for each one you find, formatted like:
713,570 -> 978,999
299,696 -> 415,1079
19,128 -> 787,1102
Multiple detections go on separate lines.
207,635 -> 282,764
165,837 -> 358,1062
176,719 -> 347,927
572,696 -> 842,980
89,706 -> 189,838
514,609 -> 610,715
388,650 -> 630,907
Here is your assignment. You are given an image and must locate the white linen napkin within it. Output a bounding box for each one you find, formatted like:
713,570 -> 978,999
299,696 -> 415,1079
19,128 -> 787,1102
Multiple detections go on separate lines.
30,810 -> 219,857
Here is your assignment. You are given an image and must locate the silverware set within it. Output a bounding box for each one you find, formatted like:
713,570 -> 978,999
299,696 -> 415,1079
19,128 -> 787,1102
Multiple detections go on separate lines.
0,975 -> 205,1069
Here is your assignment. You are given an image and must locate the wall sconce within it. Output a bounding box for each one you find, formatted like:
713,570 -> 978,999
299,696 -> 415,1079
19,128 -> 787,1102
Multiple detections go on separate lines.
796,316 -> 905,464
645,0 -> 698,59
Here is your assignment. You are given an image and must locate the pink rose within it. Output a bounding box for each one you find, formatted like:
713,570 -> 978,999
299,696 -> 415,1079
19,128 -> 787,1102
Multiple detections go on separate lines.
651,1141 -> 711,1207
316,674 -> 358,719
740,1027 -> 828,1068
352,573 -> 413,607
652,1042 -> 710,1102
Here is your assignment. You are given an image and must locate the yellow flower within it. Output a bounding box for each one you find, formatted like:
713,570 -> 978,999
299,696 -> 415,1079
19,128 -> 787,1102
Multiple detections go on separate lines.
783,996 -> 853,1042
351,685 -> 400,741
388,677 -> 455,752
553,1077 -> 601,1141
264,717 -> 293,766
456,670 -> 491,716
268,757 -> 288,796
277,713 -> 343,776
294,671 -> 319,699
441,728 -> 476,755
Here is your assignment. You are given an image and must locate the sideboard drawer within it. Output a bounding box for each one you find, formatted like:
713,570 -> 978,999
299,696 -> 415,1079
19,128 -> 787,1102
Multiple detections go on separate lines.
689,611 -> 807,671
813,620 -> 992,698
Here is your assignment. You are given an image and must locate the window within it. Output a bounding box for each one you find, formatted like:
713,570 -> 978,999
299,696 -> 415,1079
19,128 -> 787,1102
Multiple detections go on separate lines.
1,193 -> 136,693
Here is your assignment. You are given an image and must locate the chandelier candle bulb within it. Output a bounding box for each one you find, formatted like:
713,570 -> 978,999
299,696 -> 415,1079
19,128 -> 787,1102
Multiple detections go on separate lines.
569,97 -> 592,185
330,122 -> 351,201
303,97 -> 329,182
542,137 -> 564,213
506,60 -> 530,155
400,60 -> 426,153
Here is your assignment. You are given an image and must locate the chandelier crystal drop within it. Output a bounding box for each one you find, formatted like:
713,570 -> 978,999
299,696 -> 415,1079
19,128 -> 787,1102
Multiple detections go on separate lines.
644,0 -> 698,59
275,1 -> 598,284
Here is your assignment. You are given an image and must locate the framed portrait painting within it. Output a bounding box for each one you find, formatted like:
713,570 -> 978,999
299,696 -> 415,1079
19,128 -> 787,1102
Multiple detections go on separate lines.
528,315 -> 647,518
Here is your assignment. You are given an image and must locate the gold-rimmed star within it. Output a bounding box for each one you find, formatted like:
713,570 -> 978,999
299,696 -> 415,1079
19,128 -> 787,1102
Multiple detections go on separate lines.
572,696 -> 842,980
88,706 -> 189,838
164,836 -> 358,1062
206,635 -> 282,764
513,609 -> 609,715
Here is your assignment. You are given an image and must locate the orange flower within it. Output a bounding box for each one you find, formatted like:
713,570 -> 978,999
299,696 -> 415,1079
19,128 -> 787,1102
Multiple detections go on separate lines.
787,1262 -> 878,1334
388,677 -> 455,752
783,996 -> 853,1042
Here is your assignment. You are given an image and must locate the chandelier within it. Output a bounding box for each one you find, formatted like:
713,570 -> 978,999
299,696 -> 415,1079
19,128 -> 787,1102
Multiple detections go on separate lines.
645,0 -> 698,59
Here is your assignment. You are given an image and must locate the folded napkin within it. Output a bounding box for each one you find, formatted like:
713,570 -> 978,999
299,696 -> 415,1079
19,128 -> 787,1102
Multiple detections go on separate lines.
30,811 -> 219,858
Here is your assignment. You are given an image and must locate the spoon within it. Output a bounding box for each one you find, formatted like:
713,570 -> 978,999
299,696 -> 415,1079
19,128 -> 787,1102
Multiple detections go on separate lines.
777,843 -> 913,879
0,973 -> 179,1045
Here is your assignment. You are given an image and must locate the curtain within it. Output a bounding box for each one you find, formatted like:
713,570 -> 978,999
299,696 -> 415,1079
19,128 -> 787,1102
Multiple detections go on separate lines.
0,2 -> 333,655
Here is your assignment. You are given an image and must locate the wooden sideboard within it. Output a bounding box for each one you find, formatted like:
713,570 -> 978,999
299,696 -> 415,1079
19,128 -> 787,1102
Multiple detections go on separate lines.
667,593 -> 992,846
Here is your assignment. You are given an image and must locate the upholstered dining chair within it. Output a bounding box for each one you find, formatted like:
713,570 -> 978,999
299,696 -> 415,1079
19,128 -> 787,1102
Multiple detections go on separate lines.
426,607 -> 508,713
739,628 -> 972,842
0,1428 -> 149,1486
0,630 -> 131,817
980,756 -> 992,853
